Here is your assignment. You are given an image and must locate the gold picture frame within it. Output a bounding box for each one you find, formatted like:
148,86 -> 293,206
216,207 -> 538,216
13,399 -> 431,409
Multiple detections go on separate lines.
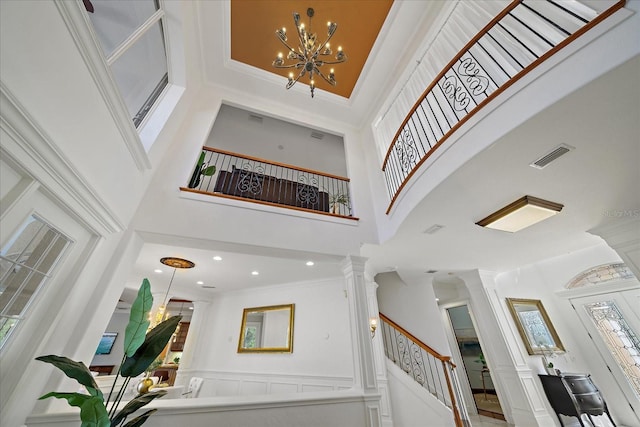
506,298 -> 565,355
237,304 -> 294,353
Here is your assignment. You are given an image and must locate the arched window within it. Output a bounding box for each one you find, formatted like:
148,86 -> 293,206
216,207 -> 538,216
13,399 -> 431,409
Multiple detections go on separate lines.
566,263 -> 635,289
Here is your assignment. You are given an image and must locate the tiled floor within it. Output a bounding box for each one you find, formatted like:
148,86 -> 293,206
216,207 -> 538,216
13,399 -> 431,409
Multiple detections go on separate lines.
468,414 -> 509,426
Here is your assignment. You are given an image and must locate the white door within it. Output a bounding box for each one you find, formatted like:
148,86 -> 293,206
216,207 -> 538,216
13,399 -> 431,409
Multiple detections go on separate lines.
571,287 -> 640,421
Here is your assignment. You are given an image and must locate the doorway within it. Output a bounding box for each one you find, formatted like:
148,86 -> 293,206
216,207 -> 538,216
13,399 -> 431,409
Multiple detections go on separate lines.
570,287 -> 640,421
447,305 -> 505,420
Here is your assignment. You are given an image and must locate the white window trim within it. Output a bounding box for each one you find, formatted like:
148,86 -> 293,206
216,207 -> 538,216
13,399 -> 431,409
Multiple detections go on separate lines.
53,0 -> 187,170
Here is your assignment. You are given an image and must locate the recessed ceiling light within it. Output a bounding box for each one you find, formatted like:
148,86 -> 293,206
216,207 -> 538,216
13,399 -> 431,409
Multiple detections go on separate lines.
251,271 -> 259,276
196,281 -> 204,285
189,306 -> 194,310
213,256 -> 222,261
476,195 -> 563,233
436,298 -> 440,302
154,269 -> 162,273
306,261 -> 314,266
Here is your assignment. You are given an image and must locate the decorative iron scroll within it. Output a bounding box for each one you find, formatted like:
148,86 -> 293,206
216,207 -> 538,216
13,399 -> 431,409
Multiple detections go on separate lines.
237,164 -> 265,196
296,175 -> 320,205
395,128 -> 418,172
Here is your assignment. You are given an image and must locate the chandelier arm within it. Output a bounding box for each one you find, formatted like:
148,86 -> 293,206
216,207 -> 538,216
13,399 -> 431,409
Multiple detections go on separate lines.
276,39 -> 302,59
320,58 -> 347,65
273,63 -> 303,69
314,67 -> 337,87
286,67 -> 306,89
316,32 -> 335,55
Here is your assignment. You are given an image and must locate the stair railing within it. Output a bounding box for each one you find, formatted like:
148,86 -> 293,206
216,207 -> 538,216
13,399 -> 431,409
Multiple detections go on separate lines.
382,0 -> 626,213
380,312 -> 470,427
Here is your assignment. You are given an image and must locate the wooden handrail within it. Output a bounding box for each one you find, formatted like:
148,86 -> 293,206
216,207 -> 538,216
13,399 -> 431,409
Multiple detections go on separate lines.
202,146 -> 350,182
379,312 -> 454,367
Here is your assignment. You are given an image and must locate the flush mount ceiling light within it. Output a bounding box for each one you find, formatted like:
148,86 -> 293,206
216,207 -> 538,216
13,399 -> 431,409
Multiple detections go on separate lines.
273,7 -> 347,98
476,196 -> 563,233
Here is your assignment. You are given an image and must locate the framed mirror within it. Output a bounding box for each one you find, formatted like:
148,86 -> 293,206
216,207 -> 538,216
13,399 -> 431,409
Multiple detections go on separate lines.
238,304 -> 294,353
506,298 -> 565,355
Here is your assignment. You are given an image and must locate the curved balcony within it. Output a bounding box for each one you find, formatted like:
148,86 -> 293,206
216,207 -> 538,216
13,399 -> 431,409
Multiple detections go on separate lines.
382,0 -> 625,214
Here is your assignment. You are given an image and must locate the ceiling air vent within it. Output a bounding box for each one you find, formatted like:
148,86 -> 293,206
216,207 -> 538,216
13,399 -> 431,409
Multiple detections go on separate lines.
530,144 -> 574,169
423,224 -> 444,234
248,114 -> 263,124
425,270 -> 438,274
310,131 -> 324,140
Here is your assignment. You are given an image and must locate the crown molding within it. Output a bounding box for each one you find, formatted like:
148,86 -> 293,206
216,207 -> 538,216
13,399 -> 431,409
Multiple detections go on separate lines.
0,83 -> 124,235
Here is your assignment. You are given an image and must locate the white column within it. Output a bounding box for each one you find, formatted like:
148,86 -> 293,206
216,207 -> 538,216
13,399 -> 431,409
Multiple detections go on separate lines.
366,271 -> 394,427
342,255 -> 381,427
176,300 -> 210,382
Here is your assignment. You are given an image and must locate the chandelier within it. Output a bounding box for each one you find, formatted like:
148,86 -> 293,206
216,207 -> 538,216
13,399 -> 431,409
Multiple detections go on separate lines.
273,7 -> 347,98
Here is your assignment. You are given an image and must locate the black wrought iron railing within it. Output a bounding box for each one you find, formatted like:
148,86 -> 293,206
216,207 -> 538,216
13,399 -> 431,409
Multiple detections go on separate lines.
382,0 -> 625,213
380,313 -> 470,427
180,147 -> 356,218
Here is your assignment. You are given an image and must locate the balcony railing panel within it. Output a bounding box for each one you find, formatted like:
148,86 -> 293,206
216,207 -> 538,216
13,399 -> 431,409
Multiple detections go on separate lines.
380,313 -> 470,427
180,147 -> 356,219
381,0 -> 624,213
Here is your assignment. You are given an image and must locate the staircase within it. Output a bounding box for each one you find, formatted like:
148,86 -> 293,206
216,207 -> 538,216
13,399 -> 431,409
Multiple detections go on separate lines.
380,313 -> 470,427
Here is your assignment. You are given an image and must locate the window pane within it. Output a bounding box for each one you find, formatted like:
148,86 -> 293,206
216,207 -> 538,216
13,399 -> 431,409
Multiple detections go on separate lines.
1,217 -> 45,262
0,317 -> 19,348
109,21 -> 168,126
87,0 -> 159,58
584,301 -> 640,396
0,216 -> 70,349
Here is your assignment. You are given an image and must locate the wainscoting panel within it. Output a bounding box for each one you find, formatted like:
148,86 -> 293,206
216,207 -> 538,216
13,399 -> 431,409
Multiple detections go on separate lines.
178,369 -> 353,399
301,384 -> 335,393
242,380 -> 268,395
270,382 -> 299,394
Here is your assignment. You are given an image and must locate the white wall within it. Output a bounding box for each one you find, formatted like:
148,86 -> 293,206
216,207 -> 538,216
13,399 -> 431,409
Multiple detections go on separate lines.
376,271 -> 451,356
385,360 -> 454,427
89,311 -> 129,372
207,104 -> 348,177
186,277 -> 354,395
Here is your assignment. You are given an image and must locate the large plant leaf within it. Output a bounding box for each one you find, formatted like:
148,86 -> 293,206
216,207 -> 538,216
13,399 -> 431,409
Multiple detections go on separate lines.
42,394 -> 109,427
35,355 -> 102,399
202,165 -> 216,176
122,409 -> 157,427
79,396 -> 110,427
124,279 -> 153,357
110,390 -> 166,426
120,315 -> 182,377
38,391 -> 92,407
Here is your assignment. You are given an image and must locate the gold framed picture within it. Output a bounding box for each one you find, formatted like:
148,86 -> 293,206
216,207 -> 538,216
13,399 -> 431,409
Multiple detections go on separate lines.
506,298 -> 565,355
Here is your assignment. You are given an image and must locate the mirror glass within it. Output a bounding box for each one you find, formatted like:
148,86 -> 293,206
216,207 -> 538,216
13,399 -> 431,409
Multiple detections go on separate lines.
238,304 -> 294,353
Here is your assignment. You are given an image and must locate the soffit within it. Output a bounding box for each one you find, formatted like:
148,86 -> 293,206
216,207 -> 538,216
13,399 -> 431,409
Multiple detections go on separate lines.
230,0 -> 394,99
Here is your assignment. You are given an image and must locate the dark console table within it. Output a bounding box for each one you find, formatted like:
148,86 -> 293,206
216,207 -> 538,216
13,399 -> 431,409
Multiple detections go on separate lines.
539,374 -> 616,426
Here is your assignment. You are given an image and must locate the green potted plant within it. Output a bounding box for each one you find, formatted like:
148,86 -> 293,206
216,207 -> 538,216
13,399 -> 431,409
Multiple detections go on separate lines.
187,152 -> 216,189
329,193 -> 349,214
35,279 -> 181,427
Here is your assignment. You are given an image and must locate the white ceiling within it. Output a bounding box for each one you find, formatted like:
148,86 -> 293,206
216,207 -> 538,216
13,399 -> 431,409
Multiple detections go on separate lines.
121,3 -> 639,304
